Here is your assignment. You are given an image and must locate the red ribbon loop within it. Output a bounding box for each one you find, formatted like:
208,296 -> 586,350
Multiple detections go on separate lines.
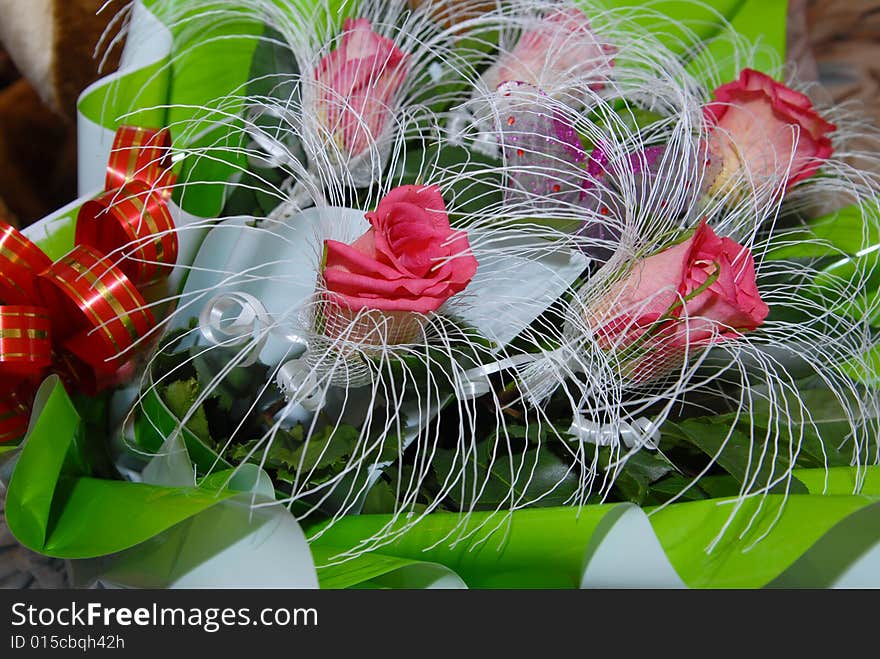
0,305 -> 52,383
36,245 -> 156,375
0,220 -> 52,304
76,180 -> 178,287
105,125 -> 175,197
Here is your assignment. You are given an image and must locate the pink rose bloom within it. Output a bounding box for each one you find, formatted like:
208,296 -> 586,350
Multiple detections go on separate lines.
594,222 -> 769,381
705,68 -> 835,194
315,18 -> 408,157
323,185 -> 478,316
484,7 -> 615,93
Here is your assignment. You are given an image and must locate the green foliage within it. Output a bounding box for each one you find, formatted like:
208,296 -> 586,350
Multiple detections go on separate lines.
663,416 -> 809,495
430,440 -> 581,510
161,378 -> 213,444
610,449 -> 677,505
396,144 -> 503,220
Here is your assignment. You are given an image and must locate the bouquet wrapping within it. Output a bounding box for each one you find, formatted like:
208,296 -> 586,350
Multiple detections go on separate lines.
2,0 -> 880,589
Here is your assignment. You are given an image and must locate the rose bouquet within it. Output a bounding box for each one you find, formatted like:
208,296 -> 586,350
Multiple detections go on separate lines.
2,0 -> 880,589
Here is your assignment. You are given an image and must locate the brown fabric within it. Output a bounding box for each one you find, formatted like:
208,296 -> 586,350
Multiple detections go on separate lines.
786,0 -> 819,84
50,0 -> 126,120
0,78 -> 77,226
0,1 -> 125,226
803,0 -> 880,124
407,0 -> 501,29
0,45 -> 18,88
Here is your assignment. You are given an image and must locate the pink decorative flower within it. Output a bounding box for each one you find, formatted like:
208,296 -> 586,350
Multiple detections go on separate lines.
594,222 -> 769,381
704,68 -> 835,194
314,18 -> 408,157
323,185 -> 478,317
484,7 -> 615,93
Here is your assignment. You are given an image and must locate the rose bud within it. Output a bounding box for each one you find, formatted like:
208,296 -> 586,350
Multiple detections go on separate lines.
704,68 -> 835,197
314,18 -> 409,158
482,7 -> 615,96
591,221 -> 768,382
322,185 -> 478,345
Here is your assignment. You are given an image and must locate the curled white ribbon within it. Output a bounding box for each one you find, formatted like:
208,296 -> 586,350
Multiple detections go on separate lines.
447,107 -> 501,158
198,292 -> 324,409
198,292 -> 274,368
276,357 -> 325,411
568,415 -> 660,450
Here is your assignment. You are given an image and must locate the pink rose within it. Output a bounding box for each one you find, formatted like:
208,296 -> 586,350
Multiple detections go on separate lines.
704,68 -> 835,194
594,222 -> 768,381
323,185 -> 478,318
484,7 -> 615,93
314,18 -> 408,157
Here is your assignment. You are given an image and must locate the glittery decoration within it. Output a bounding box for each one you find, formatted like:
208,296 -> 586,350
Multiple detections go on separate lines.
495,81 -> 587,207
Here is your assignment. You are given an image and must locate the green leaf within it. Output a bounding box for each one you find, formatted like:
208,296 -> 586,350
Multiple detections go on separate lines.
650,491 -> 880,589
843,344 -> 880,387
397,145 -> 503,220
793,465 -> 880,496
311,469 -> 880,589
229,423 -> 363,476
625,448 -> 677,483
245,26 -> 300,99
5,379 -> 237,558
613,450 -> 677,505
291,425 -> 358,473
590,0 -> 787,81
433,442 -> 580,510
311,547 -> 465,590
507,423 -> 565,445
767,389 -> 863,469
695,474 -> 743,499
161,378 -> 213,444
77,45 -> 170,131
309,504 -> 624,588
664,416 -> 809,495
361,479 -> 399,515
134,386 -> 232,473
150,326 -> 199,382
228,425 -> 302,471
649,474 -> 708,501
189,349 -> 243,414
767,204 -> 880,261
164,14 -> 263,217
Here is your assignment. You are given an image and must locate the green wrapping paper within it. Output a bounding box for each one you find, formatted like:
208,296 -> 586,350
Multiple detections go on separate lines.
8,0 -> 880,588
5,379 -> 237,559
8,378 -> 878,586
309,487 -> 880,588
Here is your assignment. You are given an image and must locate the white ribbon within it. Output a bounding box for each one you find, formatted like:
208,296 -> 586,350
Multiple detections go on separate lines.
198,292 -> 274,368
244,104 -> 299,170
568,415 -> 660,450
446,106 -> 500,159
454,348 -> 581,402
454,352 -> 551,400
198,292 -> 324,409
276,357 -> 325,411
